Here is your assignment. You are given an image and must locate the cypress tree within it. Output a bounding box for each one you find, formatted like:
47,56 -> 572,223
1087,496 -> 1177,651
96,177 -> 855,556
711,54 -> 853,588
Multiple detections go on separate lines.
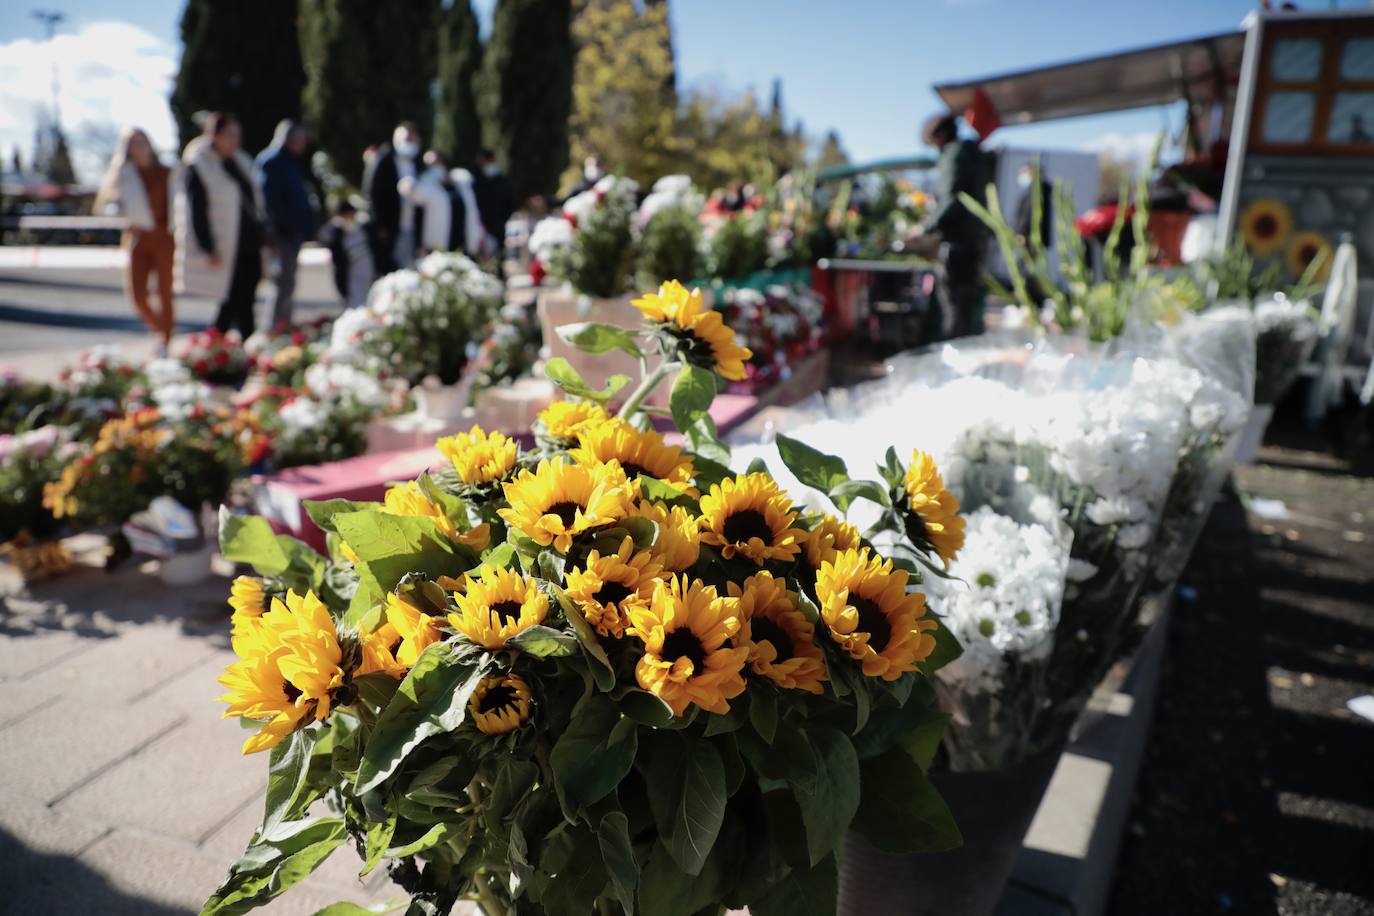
433,0 -> 484,169
299,0 -> 441,186
170,0 -> 305,155
479,0 -> 574,201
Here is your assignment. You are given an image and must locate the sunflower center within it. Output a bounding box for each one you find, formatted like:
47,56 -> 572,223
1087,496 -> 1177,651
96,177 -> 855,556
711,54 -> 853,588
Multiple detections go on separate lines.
546,500 -> 582,527
390,637 -> 403,655
477,684 -> 517,714
667,326 -> 716,367
282,680 -> 302,703
723,508 -> 772,545
1254,213 -> 1278,238
749,616 -> 794,663
661,627 -> 708,674
904,508 -> 930,545
594,580 -> 634,607
618,461 -> 654,480
491,600 -> 524,625
849,594 -> 892,654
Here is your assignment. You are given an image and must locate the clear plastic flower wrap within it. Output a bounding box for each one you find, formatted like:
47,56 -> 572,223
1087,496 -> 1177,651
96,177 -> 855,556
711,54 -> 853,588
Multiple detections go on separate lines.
1252,294 -> 1318,405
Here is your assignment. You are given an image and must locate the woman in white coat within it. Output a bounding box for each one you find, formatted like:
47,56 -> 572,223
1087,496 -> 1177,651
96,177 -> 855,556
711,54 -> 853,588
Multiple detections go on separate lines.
174,112 -> 265,338
400,150 -> 491,257
93,127 -> 177,351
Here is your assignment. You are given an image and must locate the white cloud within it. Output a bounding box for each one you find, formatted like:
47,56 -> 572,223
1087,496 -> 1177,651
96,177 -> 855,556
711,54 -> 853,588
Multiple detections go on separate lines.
1079,130 -> 1167,167
0,21 -> 178,184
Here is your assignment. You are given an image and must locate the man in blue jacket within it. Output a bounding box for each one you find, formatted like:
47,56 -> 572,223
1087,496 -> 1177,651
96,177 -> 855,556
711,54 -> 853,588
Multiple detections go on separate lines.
256,120 -> 318,330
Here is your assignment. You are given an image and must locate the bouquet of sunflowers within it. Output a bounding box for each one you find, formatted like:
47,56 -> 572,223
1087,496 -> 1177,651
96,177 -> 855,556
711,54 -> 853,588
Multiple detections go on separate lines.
206,281 -> 962,916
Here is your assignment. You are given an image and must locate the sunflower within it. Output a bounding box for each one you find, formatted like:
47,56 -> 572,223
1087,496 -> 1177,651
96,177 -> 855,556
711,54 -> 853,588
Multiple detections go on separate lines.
632,280 -> 752,381
1285,231 -> 1332,281
731,572 -> 827,694
228,576 -> 267,633
569,417 -> 697,496
219,590 -> 344,754
537,400 -> 610,443
564,536 -> 663,638
384,591 -> 444,666
803,515 -> 863,568
627,576 -> 748,716
448,565 -> 549,649
629,500 -> 701,572
497,458 -> 633,553
816,548 -> 936,681
902,451 -> 965,566
356,621 -> 406,678
1239,198 -> 1292,256
436,425 -> 518,486
381,481 -> 492,552
470,673 -> 534,735
698,473 -> 803,564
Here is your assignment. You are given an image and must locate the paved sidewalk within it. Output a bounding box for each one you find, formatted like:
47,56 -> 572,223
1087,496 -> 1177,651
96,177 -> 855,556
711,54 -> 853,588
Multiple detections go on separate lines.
0,541 -> 448,915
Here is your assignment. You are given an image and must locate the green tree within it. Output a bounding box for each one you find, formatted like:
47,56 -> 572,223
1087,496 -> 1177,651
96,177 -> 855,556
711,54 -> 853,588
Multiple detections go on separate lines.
433,0 -> 484,168
300,0 -> 440,186
170,0 -> 305,155
479,0 -> 574,201
816,130 -> 850,170
563,0 -> 677,191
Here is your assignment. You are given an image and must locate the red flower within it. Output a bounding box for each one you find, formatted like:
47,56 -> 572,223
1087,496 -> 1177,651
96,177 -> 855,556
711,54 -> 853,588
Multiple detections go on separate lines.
193,359 -> 210,375
290,332 -> 307,346
529,259 -> 547,286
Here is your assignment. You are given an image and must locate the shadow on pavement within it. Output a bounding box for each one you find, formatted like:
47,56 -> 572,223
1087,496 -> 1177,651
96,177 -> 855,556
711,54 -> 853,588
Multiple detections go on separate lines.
0,826 -> 191,916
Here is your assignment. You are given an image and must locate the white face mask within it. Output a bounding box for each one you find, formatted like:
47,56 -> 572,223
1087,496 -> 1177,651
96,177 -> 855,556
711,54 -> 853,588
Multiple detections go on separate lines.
484,163 -> 500,177
1017,172 -> 1033,189
395,140 -> 420,159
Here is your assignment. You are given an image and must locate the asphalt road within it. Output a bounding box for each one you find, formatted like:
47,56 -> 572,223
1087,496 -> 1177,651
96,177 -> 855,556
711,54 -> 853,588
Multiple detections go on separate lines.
0,253 -> 341,378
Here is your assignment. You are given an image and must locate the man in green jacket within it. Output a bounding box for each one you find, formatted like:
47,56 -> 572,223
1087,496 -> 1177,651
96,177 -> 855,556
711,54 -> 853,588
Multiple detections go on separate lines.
914,113 -> 989,338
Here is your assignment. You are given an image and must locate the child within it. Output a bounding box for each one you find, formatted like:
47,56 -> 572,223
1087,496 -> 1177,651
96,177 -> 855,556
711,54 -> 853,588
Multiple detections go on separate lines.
321,200 -> 376,310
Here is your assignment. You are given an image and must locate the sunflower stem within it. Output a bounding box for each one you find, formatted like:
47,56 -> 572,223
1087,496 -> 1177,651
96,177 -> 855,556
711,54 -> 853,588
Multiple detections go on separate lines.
617,360 -> 677,422
473,870 -> 507,916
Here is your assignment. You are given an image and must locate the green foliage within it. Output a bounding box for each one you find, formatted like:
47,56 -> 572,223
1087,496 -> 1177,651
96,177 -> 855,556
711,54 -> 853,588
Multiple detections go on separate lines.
706,212 -> 769,281
637,205 -> 703,289
551,188 -> 637,297
299,0 -> 440,186
479,0 -> 574,200
201,817 -> 349,916
171,0 -> 305,154
432,0 -> 484,168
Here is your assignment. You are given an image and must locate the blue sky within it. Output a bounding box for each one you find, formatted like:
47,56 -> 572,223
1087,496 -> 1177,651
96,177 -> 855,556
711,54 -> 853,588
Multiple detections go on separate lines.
2,0 -> 1368,178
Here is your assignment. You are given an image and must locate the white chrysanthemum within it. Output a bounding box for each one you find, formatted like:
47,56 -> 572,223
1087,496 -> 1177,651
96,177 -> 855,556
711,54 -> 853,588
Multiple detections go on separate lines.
145,358 -> 191,387
929,507 -> 1068,694
304,362 -> 385,408
329,307 -> 382,352
152,381 -> 213,421
279,397 -> 327,432
367,270 -> 423,316
528,216 -> 575,260
562,190 -> 600,225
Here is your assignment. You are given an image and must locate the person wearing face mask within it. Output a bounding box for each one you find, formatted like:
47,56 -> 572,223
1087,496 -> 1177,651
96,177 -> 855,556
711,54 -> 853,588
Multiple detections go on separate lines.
401,150 -> 488,257
176,111 -> 265,339
256,119 -> 319,330
1012,163 -> 1053,249
908,112 -> 991,338
473,148 -> 515,259
363,121 -> 425,273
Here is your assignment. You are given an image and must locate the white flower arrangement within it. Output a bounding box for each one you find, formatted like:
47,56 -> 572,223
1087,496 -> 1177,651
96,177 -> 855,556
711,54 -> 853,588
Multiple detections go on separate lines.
528,216 -> 575,262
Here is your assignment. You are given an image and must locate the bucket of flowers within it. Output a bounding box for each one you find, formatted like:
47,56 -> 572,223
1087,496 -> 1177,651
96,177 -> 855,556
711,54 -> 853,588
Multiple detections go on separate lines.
203,280 -> 964,916
181,329 -> 252,388
0,425 -> 77,582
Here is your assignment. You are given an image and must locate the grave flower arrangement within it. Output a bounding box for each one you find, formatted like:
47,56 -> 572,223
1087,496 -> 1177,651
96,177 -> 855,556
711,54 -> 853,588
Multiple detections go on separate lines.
204,280 -> 962,916
181,328 -> 252,387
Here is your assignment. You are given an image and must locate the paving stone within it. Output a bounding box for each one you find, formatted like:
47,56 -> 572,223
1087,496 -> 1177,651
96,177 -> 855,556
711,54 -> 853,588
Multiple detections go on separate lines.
55,716 -> 265,844
136,648 -> 238,718
0,794 -> 110,858
0,627 -> 105,681
23,623 -> 221,708
0,678 -> 66,730
0,695 -> 186,804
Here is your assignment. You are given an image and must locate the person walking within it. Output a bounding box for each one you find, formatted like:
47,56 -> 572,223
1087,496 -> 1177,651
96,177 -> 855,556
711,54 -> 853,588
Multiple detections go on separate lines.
474,148 -> 515,258
256,119 -> 317,330
911,112 -> 991,338
175,112 -> 265,339
362,122 -> 424,274
93,127 -> 176,353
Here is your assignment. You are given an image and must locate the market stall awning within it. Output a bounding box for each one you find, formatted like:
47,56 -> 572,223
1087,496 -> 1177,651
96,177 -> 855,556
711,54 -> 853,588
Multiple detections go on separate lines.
933,30 -> 1247,126
815,155 -> 938,182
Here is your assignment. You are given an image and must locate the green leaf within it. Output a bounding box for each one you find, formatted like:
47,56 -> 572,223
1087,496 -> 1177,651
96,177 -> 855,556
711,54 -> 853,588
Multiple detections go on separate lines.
360,814 -> 396,877
218,509 -> 324,594
557,321 -> 644,358
262,728 -> 317,834
669,363 -> 717,433
919,615 -> 964,675
828,478 -> 890,511
796,728 -> 861,866
774,434 -> 850,501
746,456 -> 769,475
618,688 -> 676,728
507,624 -> 579,658
900,709 -> 950,773
747,689 -> 778,744
748,854 -> 838,916
200,817 -> 348,916
334,510 -> 472,626
851,747 -> 961,853
304,499 -> 375,535
619,515 -> 658,550
549,693 -> 639,820
310,904 -> 403,916
637,477 -> 690,506
480,540 -> 517,569
552,584 -> 616,691
598,811 -> 639,916
385,822 -> 450,858
355,644 -> 488,794
647,734 -> 728,876
545,357 -> 632,403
